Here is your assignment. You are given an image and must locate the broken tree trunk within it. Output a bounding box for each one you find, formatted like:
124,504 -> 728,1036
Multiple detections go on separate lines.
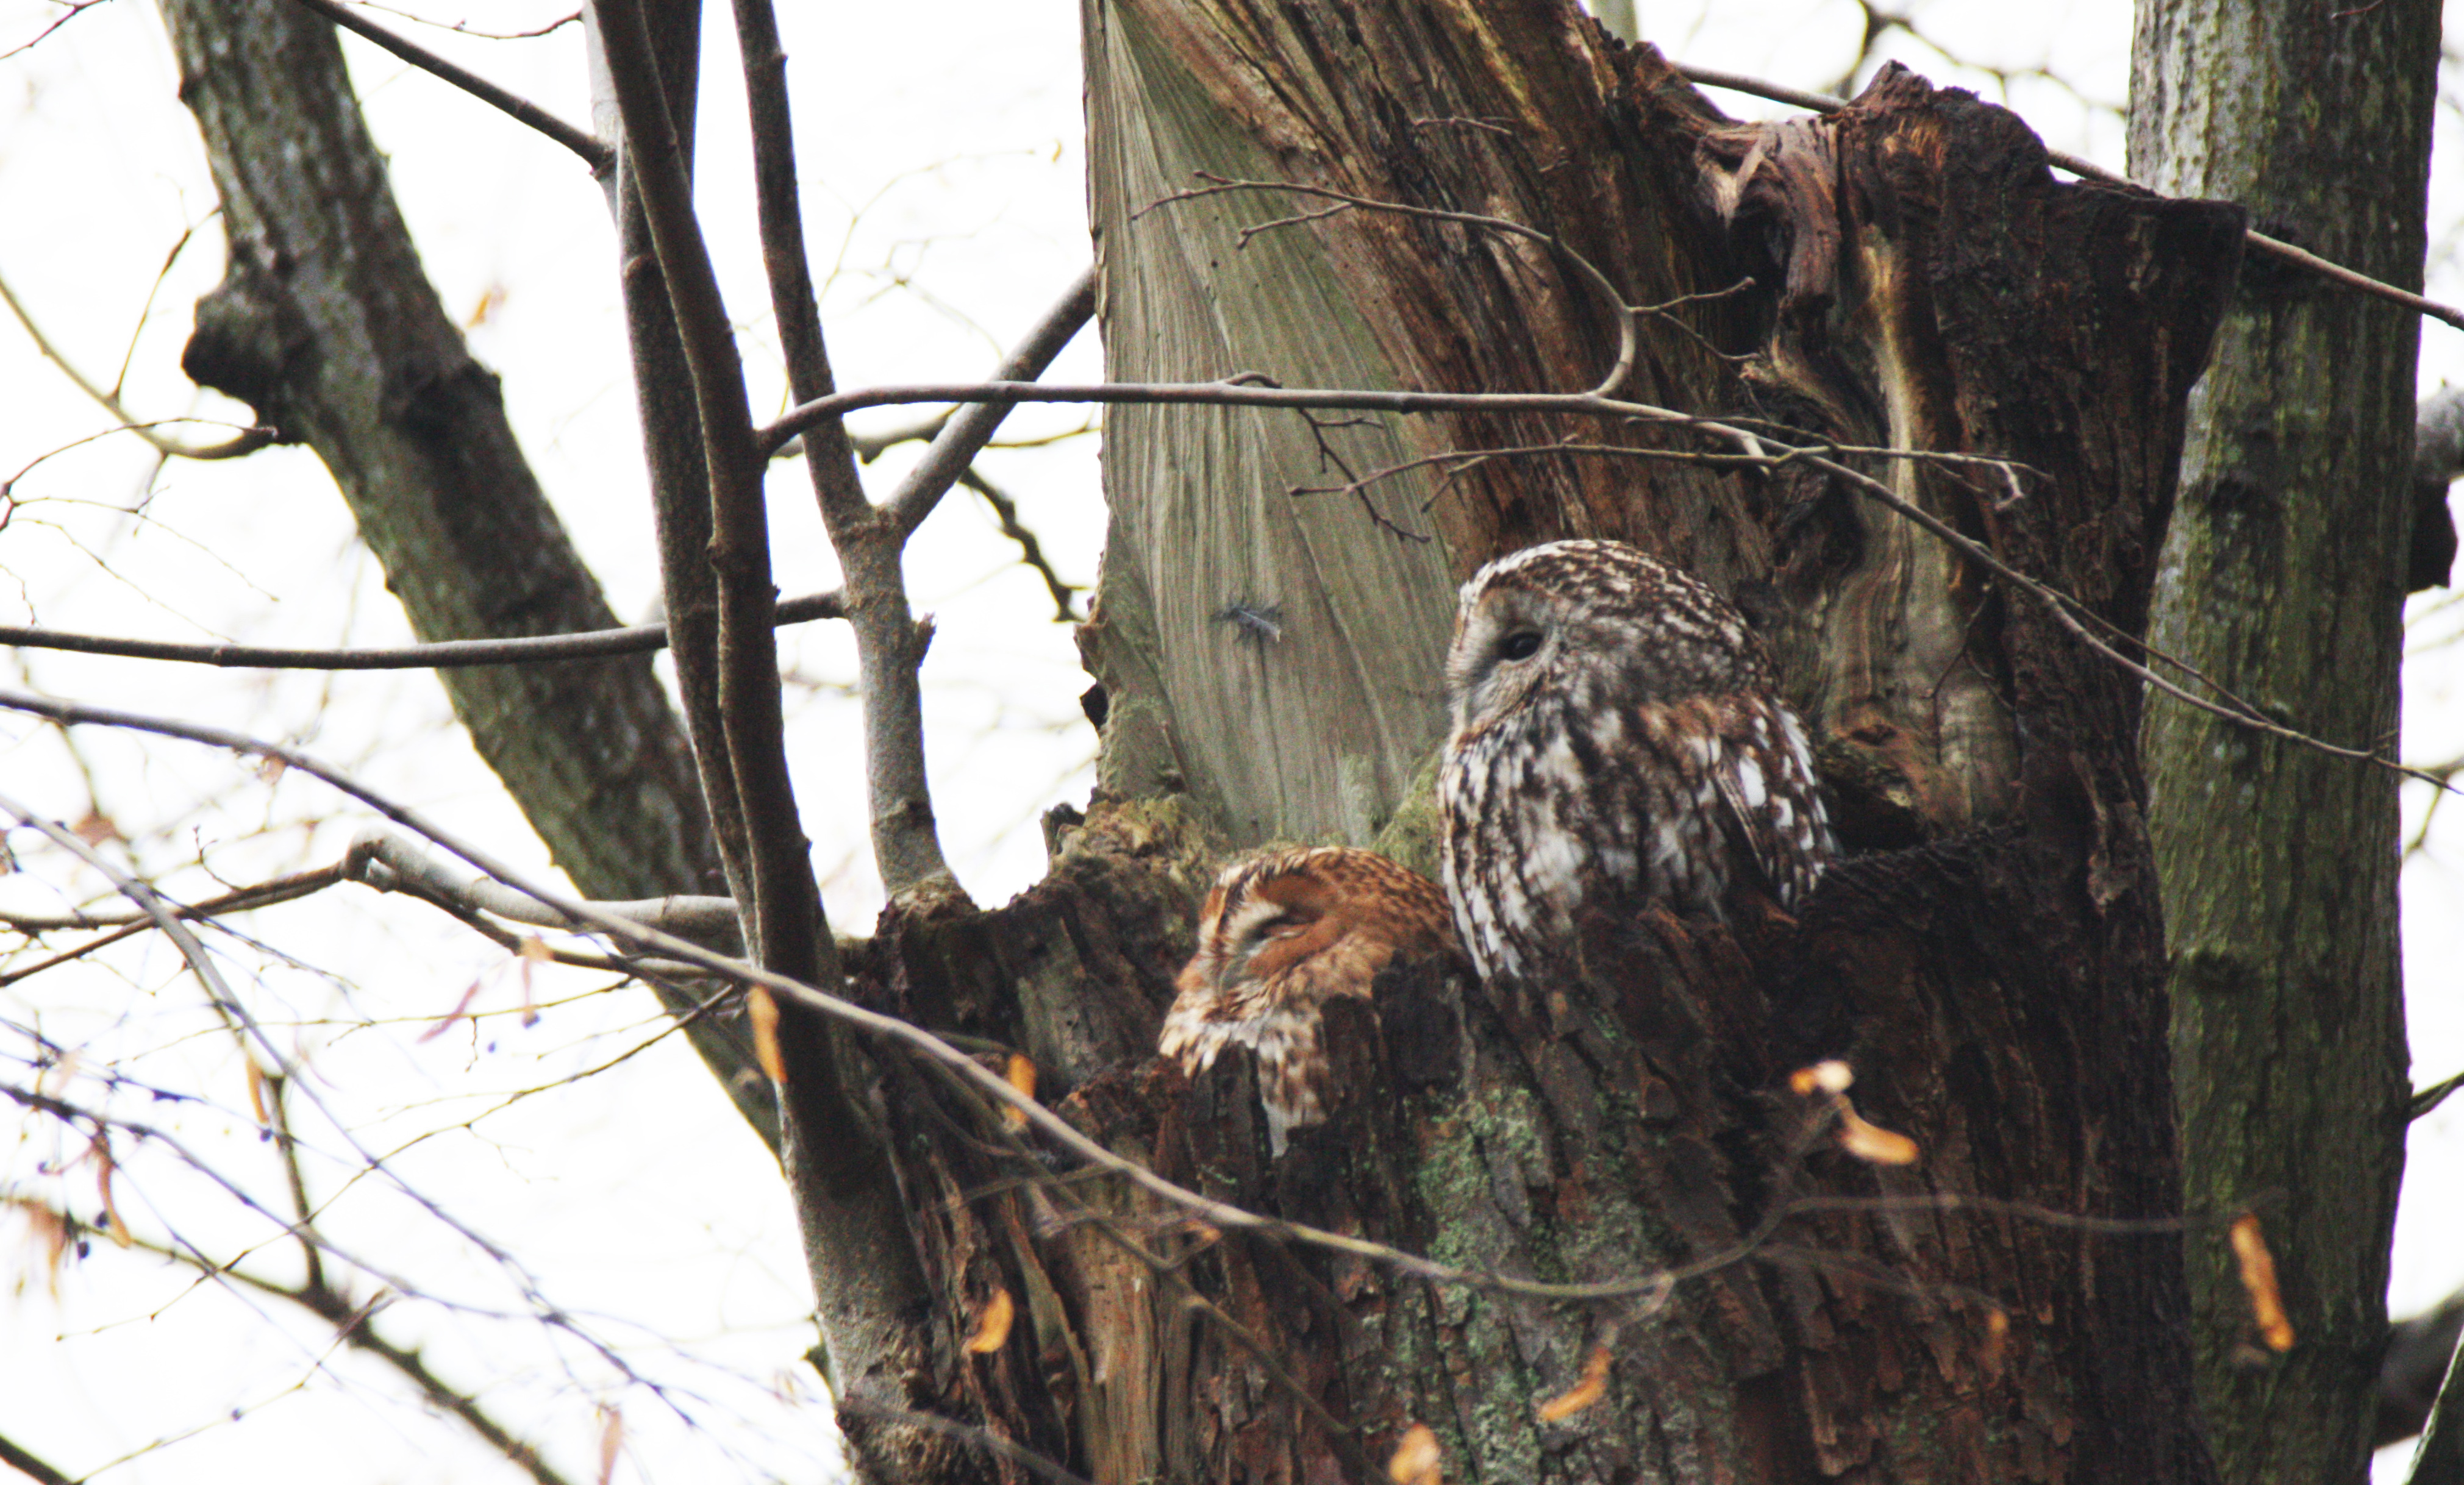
820,4 -> 2245,1480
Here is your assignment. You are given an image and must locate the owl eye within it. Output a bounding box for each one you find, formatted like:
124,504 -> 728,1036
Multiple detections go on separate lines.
1496,629 -> 1544,662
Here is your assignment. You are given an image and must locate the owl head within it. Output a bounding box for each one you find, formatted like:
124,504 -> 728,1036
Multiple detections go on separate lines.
1162,846 -> 1454,1139
1444,539 -> 1771,744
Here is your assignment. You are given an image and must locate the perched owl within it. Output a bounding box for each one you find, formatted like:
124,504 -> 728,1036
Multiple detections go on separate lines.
1161,846 -> 1455,1138
1438,539 -> 1832,982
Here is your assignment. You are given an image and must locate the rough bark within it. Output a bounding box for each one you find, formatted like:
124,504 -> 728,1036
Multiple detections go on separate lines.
160,0 -> 776,1141
818,4 -> 2244,1480
2130,4 -> 2435,1481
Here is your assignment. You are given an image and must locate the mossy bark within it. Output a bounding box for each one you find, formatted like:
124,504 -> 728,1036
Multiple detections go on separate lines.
2130,3 -> 2435,1480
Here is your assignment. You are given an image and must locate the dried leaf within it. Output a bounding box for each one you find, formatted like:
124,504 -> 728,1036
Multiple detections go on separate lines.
1790,1059 -> 1854,1096
1836,1102 -> 1920,1166
417,980 -> 484,1043
7,1197 -> 70,1296
243,1058 -> 270,1128
965,1286 -> 1015,1354
466,283 -> 508,330
94,1138 -> 130,1248
516,938 -> 549,1027
2230,1214 -> 2295,1351
1536,1345 -> 1612,1422
595,1402 -> 624,1485
1002,1053 -> 1037,1130
1387,1423 -> 1443,1485
747,988 -> 785,1082
69,810 -> 123,847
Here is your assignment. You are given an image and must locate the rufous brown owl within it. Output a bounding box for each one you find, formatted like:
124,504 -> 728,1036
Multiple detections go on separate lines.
1438,539 -> 1832,983
1162,846 -> 1455,1138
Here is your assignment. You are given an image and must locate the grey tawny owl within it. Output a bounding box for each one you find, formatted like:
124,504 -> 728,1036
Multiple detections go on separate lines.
1438,539 -> 1832,982
1162,846 -> 1455,1136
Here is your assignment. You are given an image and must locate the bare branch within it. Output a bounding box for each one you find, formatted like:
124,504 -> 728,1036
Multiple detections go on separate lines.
0,263 -> 273,461
763,366 -> 2435,788
280,0 -> 611,173
960,468 -> 1082,622
7,1193 -> 578,1485
594,0 -> 827,983
1148,175 -> 1641,400
0,587 -> 843,670
0,1431 -> 74,1485
343,825 -> 740,947
882,266 -> 1098,537
1,863 -> 341,934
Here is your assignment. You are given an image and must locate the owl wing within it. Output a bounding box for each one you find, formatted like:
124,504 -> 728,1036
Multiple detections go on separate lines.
1709,694 -> 1829,911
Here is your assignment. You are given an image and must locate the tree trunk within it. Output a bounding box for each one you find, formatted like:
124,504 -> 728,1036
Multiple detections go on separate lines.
160,0 -> 776,1142
2130,3 -> 2435,1480
827,3 -> 2246,1480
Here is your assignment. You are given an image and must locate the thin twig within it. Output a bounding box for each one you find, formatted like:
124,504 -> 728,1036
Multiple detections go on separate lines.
884,267 -> 1098,538
1148,175 -> 1641,399
8,1193 -> 577,1485
960,469 -> 1082,621
280,0 -> 610,173
0,589 -> 844,670
765,366 -> 2432,789
0,262 -> 270,461
729,0 -> 957,902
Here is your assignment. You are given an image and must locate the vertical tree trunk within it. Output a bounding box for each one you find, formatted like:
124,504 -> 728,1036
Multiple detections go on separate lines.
2130,4 -> 2435,1480
834,3 -> 2246,1480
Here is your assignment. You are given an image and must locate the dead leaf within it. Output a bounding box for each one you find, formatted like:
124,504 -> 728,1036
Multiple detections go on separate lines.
965,1286 -> 1014,1354
516,938 -> 549,1026
1001,1053 -> 1037,1130
7,1197 -> 70,1296
1537,1345 -> 1611,1422
70,810 -> 122,847
1790,1059 -> 1854,1096
747,988 -> 785,1081
466,283 -> 508,330
1387,1423 -> 1442,1485
595,1401 -> 624,1485
243,1058 -> 270,1128
2230,1214 -> 2294,1351
1836,1101 -> 1920,1166
93,1138 -> 130,1248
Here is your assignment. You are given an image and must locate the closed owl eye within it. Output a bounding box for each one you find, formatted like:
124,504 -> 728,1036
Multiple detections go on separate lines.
1497,630 -> 1544,662
1242,906 -> 1321,949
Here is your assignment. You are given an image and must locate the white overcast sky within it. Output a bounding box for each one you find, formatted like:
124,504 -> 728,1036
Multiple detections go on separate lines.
0,1 -> 2459,1482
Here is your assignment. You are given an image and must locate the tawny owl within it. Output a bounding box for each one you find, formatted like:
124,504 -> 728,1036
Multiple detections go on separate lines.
1438,539 -> 1832,983
1161,846 -> 1455,1138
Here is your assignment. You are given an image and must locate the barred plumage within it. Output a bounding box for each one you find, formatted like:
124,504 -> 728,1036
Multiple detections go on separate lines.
1437,539 -> 1832,983
1162,846 -> 1454,1136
